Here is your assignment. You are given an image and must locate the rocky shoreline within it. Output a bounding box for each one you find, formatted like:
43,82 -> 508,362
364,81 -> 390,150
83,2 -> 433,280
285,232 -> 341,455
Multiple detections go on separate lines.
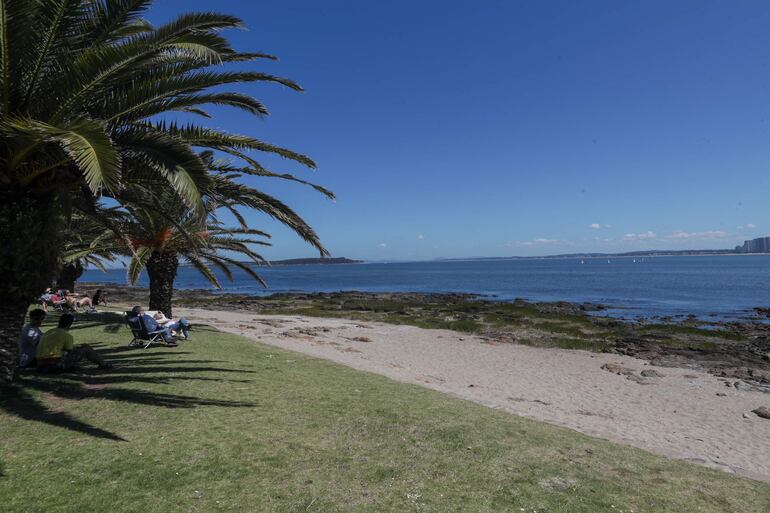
78,283 -> 770,391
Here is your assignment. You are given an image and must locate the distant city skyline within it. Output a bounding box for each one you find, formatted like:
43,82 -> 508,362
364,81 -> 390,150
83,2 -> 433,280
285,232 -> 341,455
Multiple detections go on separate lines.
149,1 -> 770,260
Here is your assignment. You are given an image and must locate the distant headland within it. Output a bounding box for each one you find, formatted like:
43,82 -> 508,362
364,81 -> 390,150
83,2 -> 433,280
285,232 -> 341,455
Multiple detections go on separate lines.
260,257 -> 364,266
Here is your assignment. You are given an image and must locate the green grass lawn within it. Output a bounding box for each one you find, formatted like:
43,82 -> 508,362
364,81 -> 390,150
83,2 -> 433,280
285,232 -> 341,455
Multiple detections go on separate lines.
1,312 -> 769,513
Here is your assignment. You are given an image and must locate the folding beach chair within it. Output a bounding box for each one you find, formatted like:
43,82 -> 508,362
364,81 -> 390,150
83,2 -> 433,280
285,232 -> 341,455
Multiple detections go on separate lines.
125,313 -> 167,349
51,297 -> 69,312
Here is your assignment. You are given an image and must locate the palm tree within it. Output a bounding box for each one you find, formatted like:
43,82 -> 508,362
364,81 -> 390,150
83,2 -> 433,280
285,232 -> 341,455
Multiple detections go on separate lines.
0,1 -> 328,383
125,210 -> 270,318
120,170 -> 328,317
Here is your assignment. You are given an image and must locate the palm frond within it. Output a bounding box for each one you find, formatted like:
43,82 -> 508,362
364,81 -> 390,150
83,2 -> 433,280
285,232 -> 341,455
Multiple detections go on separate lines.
211,163 -> 335,199
2,1 -> 332,299
185,253 -> 221,288
160,124 -> 316,168
211,255 -> 267,288
84,0 -> 154,44
4,117 -> 121,192
21,0 -> 85,109
127,246 -> 151,284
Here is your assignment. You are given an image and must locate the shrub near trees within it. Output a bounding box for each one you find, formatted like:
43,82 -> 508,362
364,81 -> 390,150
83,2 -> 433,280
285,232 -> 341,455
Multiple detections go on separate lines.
0,1 -> 330,383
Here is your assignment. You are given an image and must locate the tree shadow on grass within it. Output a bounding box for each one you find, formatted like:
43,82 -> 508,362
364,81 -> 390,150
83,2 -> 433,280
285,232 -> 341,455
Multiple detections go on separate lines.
67,322 -> 126,333
91,348 -> 194,358
17,375 -> 257,408
98,365 -> 252,375
41,312 -> 126,333
72,374 -> 254,386
0,384 -> 126,441
74,312 -> 125,324
2,369 -> 257,441
2,318 -> 259,441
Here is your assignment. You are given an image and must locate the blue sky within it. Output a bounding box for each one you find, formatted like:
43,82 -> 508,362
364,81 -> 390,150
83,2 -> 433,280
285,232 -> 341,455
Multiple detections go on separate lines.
151,1 -> 770,260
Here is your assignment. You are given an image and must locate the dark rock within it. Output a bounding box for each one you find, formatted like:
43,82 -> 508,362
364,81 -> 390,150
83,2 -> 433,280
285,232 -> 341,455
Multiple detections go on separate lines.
601,363 -> 635,375
717,367 -> 769,383
626,374 -> 652,385
533,301 -> 585,316
752,407 -> 770,419
641,369 -> 665,378
601,362 -> 623,374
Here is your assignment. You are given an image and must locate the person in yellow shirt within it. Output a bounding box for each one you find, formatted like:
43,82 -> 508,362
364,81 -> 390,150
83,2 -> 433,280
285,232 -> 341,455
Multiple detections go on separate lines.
36,314 -> 112,372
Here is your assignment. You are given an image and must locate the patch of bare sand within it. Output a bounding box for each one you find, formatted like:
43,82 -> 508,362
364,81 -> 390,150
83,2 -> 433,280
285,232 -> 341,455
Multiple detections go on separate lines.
179,308 -> 770,483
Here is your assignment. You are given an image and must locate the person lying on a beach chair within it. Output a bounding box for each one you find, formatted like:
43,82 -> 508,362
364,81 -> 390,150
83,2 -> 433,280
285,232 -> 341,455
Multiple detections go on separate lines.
126,310 -> 171,348
36,314 -> 112,372
152,310 -> 191,340
129,306 -> 190,344
64,291 -> 94,311
38,288 -> 68,312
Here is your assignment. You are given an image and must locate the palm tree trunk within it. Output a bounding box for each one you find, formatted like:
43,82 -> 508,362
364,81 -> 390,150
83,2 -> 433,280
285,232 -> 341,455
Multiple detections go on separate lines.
0,194 -> 64,384
56,260 -> 85,292
146,250 -> 179,318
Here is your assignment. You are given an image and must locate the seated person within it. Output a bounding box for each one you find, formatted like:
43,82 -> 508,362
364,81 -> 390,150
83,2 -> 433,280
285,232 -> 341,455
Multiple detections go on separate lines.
36,314 -> 112,371
39,287 -> 53,302
92,289 -> 108,306
38,288 -> 66,311
38,289 -> 53,312
17,309 -> 46,368
153,311 -> 191,340
130,306 -> 186,344
77,295 -> 93,310
64,291 -> 92,310
40,288 -> 53,302
48,292 -> 68,310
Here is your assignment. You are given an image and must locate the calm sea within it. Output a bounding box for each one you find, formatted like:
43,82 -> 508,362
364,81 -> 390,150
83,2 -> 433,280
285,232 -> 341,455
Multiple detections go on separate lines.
81,255 -> 770,321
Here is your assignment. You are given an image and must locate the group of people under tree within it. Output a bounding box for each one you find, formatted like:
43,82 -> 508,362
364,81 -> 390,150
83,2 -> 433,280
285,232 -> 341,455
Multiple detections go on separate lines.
17,304 -> 191,372
38,288 -> 109,313
17,310 -> 111,371
0,1 -> 330,385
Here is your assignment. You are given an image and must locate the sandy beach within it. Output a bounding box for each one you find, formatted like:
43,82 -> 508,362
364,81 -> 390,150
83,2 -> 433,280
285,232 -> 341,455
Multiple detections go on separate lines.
177,307 -> 770,483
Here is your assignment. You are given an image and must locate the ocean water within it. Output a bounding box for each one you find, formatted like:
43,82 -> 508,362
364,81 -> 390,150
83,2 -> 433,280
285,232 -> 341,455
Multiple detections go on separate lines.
81,255 -> 770,321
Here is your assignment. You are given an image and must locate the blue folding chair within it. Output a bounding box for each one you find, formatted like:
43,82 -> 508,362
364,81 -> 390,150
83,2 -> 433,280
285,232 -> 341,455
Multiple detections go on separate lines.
125,313 -> 167,349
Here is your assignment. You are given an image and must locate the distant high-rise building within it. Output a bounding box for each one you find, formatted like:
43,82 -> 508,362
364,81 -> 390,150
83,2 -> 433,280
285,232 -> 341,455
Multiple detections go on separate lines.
734,237 -> 770,253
